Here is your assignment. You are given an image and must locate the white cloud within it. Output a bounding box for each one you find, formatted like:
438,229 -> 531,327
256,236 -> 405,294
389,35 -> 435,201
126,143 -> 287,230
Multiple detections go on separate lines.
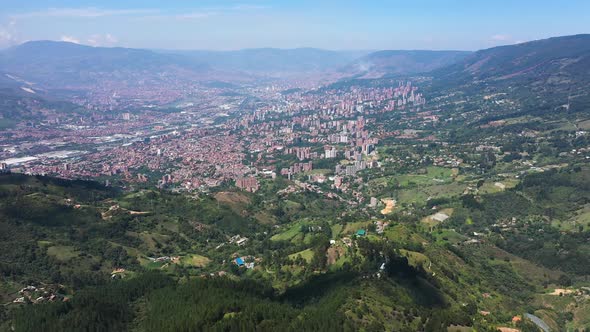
12,7 -> 158,19
11,5 -> 266,20
0,23 -> 18,47
135,11 -> 219,22
87,33 -> 118,47
230,4 -> 269,11
60,35 -> 80,44
0,29 -> 14,44
491,34 -> 511,42
489,34 -> 525,46
57,33 -> 118,47
171,11 -> 217,21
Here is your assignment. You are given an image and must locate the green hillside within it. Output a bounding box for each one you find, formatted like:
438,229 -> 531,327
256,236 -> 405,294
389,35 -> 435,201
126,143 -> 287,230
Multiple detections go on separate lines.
0,168 -> 589,331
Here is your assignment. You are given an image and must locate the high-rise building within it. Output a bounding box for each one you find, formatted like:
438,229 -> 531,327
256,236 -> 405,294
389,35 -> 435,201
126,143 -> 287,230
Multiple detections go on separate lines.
236,177 -> 260,193
324,146 -> 337,159
346,165 -> 356,176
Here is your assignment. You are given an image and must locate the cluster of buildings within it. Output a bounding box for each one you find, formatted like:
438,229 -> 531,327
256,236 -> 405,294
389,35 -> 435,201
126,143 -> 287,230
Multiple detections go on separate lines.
280,161 -> 313,179
12,285 -> 67,305
1,78 -> 448,205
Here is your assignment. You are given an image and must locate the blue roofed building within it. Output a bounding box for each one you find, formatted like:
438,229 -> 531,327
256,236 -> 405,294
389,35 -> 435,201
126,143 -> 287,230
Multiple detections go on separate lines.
235,257 -> 245,266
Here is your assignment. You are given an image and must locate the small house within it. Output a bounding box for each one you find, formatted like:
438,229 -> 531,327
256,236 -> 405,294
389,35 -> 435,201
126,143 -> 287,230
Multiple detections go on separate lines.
235,257 -> 245,266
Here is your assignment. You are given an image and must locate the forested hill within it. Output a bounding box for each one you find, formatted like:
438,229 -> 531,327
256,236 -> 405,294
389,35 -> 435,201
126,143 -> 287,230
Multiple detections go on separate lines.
433,34 -> 590,84
414,34 -> 590,130
1,166 -> 590,330
429,33 -> 590,112
0,82 -> 87,128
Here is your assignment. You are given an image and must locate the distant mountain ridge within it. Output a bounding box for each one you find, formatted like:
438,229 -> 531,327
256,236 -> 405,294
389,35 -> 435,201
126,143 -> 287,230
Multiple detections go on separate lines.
0,42 -> 372,85
0,41 -> 476,86
171,48 -> 370,75
2,35 -> 589,108
0,41 -> 212,88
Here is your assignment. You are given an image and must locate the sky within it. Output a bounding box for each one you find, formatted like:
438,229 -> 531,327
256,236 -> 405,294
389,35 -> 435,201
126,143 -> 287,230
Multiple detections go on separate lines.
0,0 -> 589,51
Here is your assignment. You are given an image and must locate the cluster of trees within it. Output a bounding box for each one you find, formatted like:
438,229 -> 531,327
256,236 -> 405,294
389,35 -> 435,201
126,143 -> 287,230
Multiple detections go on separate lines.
3,159 -> 589,331
502,227 -> 590,275
449,166 -> 590,276
12,272 -> 173,332
11,272 -> 354,332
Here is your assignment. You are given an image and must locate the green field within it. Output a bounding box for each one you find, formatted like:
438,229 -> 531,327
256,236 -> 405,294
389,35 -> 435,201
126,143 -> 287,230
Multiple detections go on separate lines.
342,221 -> 371,235
396,182 -> 465,205
557,205 -> 590,232
180,254 -> 211,267
288,248 -> 314,263
331,223 -> 343,238
372,166 -> 454,188
46,246 -> 79,262
368,166 -> 463,207
271,221 -> 305,241
383,224 -> 427,245
399,249 -> 429,268
478,178 -> 519,194
432,229 -> 467,245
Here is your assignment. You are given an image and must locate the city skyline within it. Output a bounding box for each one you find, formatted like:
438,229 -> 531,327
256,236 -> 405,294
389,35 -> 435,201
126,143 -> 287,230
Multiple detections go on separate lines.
1,0 -> 589,50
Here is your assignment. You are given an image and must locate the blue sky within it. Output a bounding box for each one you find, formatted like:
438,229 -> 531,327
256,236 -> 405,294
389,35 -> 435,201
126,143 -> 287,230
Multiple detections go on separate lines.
0,0 -> 588,50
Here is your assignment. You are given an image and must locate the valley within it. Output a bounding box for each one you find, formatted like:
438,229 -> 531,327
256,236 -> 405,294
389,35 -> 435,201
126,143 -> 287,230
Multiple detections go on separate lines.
0,34 -> 589,331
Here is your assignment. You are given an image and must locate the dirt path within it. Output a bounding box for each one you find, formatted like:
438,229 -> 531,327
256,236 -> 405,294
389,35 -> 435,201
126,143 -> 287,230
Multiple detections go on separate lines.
548,288 -> 575,295
128,210 -> 151,215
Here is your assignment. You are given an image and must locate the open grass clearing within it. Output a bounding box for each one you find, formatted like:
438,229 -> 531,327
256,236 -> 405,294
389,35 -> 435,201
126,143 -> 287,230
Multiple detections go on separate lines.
342,221 -> 372,235
46,245 -> 79,262
180,254 -> 211,267
288,248 -> 314,263
271,221 -> 305,242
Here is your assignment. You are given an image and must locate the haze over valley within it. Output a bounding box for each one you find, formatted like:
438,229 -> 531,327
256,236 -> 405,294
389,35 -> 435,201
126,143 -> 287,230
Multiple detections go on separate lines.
1,2 -> 590,331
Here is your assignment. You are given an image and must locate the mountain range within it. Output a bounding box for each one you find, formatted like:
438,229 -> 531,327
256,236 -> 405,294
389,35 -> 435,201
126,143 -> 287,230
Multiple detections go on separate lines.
1,34 -> 590,121
0,41 -> 212,88
0,41 -> 471,88
2,34 -> 587,89
167,48 -> 370,75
